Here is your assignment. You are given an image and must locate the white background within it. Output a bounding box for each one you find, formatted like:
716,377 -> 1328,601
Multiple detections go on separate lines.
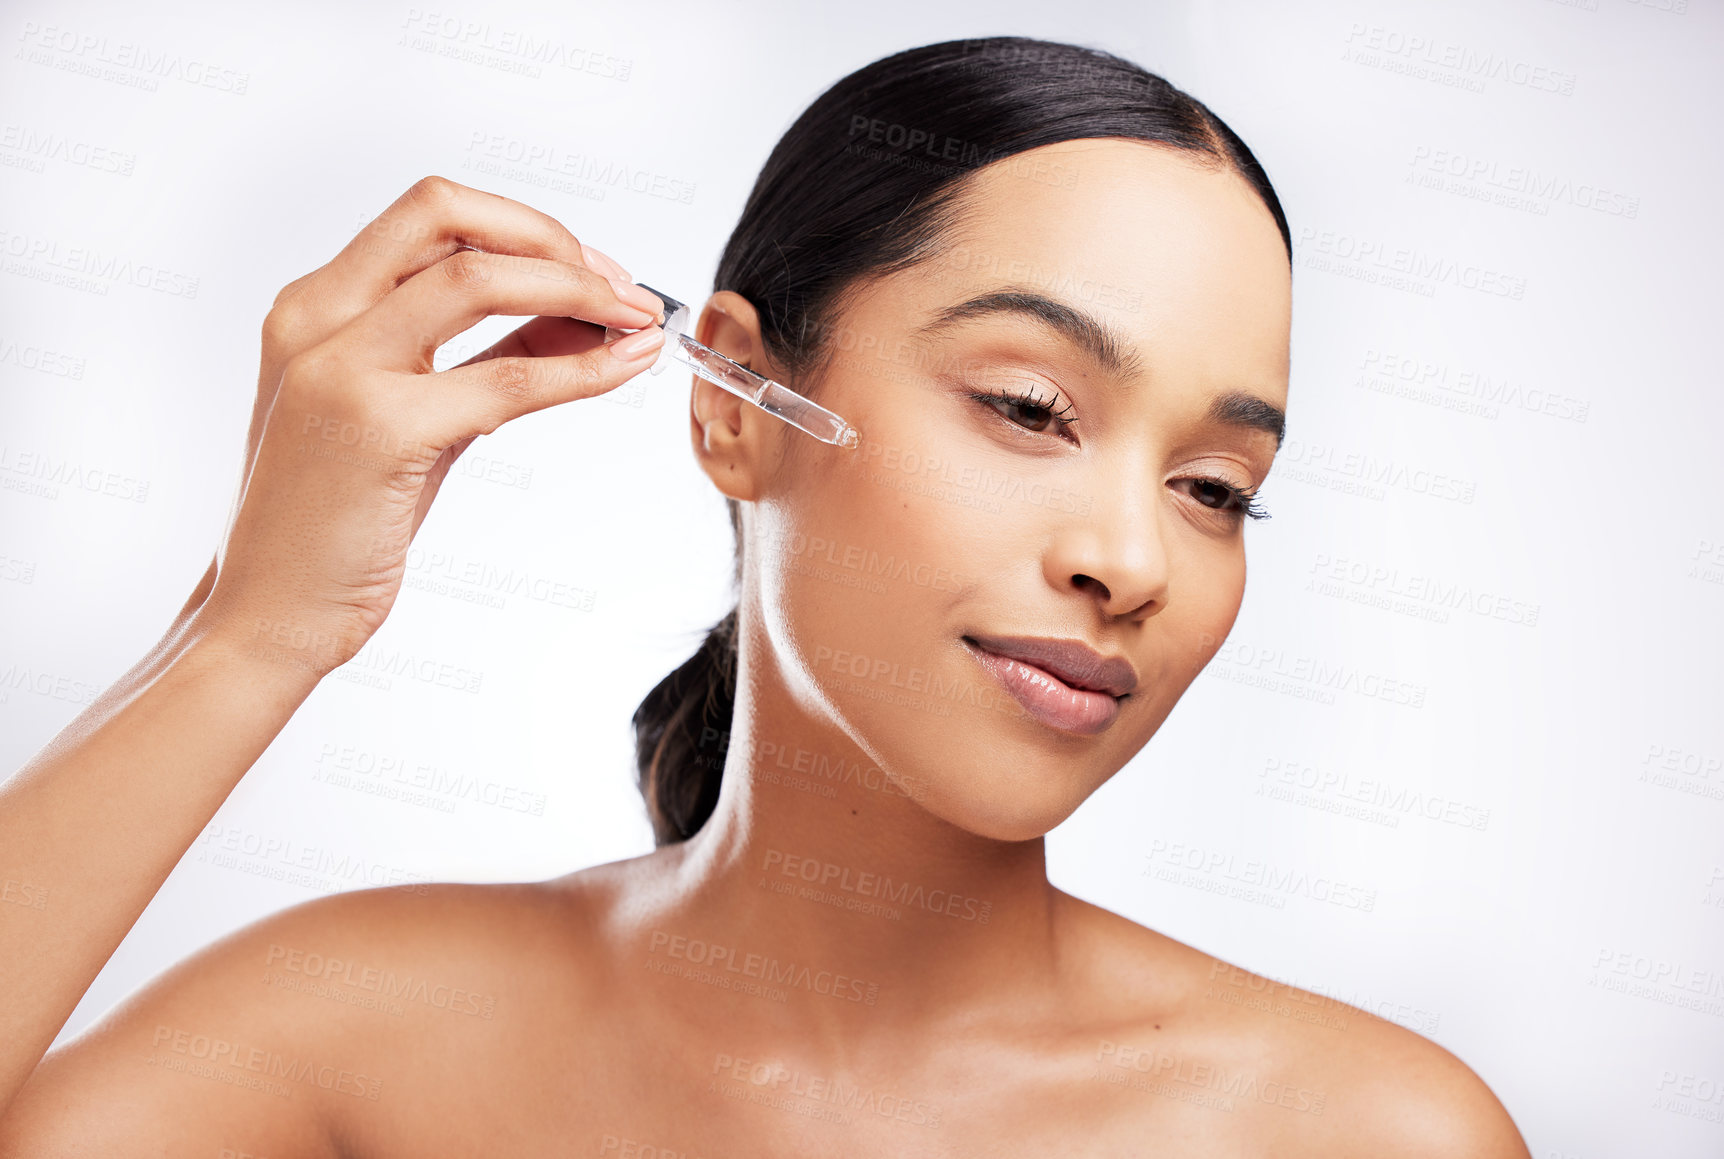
2,0 -> 1720,1153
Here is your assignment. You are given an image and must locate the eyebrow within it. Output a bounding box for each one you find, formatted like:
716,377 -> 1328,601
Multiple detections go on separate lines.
910,286 -> 1286,449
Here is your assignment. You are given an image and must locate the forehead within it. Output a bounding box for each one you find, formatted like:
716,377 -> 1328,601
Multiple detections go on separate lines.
901,137 -> 1291,397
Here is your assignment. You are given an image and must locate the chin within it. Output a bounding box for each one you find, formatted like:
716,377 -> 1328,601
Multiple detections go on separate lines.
958,805 -> 1078,844
809,653 -> 1130,843
935,789 -> 1086,843
884,744 -> 1100,842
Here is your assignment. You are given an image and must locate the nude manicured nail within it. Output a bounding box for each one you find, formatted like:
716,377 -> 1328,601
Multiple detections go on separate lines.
611,326 -> 664,359
582,243 -> 631,282
609,278 -> 665,319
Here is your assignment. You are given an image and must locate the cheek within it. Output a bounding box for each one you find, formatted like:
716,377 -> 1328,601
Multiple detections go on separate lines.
1162,542 -> 1249,687
757,419 -> 978,719
1094,542 -> 1247,778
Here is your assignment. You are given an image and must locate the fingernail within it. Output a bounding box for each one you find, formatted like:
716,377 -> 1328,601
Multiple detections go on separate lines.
609,277 -> 665,319
582,243 -> 631,282
611,326 -> 665,359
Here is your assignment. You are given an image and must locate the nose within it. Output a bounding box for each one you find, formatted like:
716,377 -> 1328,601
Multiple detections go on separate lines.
1043,476 -> 1170,619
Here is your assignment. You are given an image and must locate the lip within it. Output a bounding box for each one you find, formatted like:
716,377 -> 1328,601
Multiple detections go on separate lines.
962,633 -> 1136,736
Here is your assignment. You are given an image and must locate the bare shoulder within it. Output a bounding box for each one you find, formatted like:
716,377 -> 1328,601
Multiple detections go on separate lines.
1054,892 -> 1530,1158
0,877 -> 593,1158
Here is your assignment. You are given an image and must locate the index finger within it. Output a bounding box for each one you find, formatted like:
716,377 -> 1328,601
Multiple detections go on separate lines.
330,175 -> 622,309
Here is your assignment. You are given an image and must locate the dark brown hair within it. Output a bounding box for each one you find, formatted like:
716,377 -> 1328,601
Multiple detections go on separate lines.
631,35 -> 1291,846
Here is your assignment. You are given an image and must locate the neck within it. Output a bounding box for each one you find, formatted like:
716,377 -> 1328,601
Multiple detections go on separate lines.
646,609 -> 1070,1055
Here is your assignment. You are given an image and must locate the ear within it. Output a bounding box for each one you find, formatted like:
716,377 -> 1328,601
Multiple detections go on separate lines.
688,290 -> 782,503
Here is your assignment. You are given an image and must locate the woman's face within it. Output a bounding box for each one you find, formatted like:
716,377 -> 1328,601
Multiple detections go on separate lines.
706,137 -> 1290,842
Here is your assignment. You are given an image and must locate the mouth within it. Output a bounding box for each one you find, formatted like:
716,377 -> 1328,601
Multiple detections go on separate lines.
961,633 -> 1134,736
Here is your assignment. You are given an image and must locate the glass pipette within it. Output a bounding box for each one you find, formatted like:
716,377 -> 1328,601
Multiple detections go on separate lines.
604,283 -> 861,450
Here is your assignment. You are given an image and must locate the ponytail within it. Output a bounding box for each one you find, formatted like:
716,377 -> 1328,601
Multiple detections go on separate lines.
631,607 -> 739,846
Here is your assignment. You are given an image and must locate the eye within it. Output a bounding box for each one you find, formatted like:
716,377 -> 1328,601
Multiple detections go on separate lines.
968,381 -> 1078,440
1174,474 -> 1271,523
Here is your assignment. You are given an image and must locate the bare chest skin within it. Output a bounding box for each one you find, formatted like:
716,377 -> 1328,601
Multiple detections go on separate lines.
335,968 -> 1306,1158
313,873 -> 1362,1159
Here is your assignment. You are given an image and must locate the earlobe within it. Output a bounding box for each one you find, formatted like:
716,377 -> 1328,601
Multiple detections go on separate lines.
690,381 -> 762,501
688,291 -> 772,502
691,376 -> 745,454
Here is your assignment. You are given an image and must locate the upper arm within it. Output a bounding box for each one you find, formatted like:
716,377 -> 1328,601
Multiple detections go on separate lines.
1387,1053 -> 1530,1158
1330,1021 -> 1532,1159
0,887 -> 423,1159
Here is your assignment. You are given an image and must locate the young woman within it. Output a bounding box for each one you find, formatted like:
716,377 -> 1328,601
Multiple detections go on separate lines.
0,37 -> 1530,1156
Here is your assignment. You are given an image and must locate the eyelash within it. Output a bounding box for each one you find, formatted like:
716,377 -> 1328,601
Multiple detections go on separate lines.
967,385 -> 1272,523
968,382 -> 1078,433
1190,476 -> 1272,522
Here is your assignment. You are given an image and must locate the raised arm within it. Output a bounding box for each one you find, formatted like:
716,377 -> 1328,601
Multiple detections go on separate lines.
0,176 -> 665,1136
